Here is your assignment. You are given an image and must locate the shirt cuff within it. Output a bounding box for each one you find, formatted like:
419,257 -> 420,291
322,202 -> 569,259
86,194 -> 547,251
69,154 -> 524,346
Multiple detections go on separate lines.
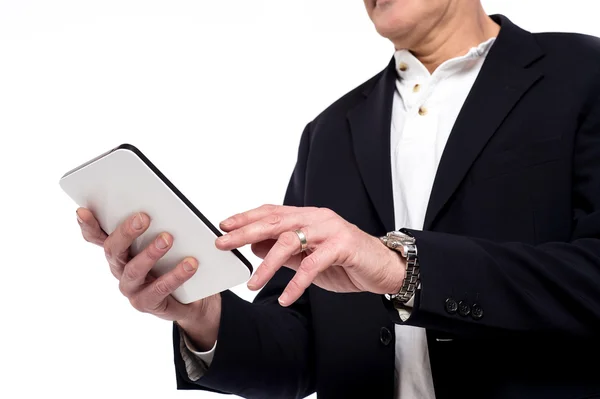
177,324 -> 218,382
405,293 -> 416,308
182,332 -> 217,364
396,305 -> 413,322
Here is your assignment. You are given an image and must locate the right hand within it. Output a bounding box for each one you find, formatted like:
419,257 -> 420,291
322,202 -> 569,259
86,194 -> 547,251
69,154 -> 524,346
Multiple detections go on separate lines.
76,208 -> 221,349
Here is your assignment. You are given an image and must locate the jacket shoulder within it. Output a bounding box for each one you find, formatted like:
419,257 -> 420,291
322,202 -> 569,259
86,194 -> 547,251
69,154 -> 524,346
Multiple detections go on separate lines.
534,31 -> 600,62
309,64 -> 388,127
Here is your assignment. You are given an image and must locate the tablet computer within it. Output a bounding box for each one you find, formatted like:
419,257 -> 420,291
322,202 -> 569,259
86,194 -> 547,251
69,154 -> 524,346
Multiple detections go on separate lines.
59,143 -> 253,304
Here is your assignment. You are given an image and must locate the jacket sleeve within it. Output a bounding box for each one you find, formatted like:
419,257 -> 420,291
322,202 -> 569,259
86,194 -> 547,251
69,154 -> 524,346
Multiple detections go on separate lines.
173,123 -> 315,399
388,88 -> 600,339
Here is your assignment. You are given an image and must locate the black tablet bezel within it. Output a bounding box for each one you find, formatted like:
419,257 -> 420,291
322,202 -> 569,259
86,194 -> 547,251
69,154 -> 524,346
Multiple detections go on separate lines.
65,143 -> 253,274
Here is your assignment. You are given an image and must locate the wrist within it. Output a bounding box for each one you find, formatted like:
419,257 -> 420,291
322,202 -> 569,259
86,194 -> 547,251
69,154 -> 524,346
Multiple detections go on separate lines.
379,230 -> 420,304
387,248 -> 407,295
374,233 -> 406,295
176,294 -> 221,351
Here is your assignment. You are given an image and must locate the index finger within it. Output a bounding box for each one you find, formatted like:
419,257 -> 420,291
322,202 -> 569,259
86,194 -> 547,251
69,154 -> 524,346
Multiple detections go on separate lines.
219,204 -> 301,232
77,208 -> 108,246
103,212 -> 150,264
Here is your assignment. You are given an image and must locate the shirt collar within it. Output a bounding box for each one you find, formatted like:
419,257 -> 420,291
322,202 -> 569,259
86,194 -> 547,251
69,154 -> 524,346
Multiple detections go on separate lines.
393,37 -> 497,81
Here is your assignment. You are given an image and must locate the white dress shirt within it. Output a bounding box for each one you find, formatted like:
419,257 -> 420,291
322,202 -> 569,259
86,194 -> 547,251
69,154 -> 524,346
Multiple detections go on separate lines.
179,37 -> 496,398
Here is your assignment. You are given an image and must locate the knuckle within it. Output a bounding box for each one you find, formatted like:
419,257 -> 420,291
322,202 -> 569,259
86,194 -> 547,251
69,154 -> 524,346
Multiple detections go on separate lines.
347,222 -> 360,233
264,213 -> 282,226
302,253 -> 319,271
261,204 -> 277,212
233,214 -> 247,226
256,224 -> 273,238
260,259 -> 272,272
103,242 -> 113,259
144,245 -> 161,262
332,218 -> 347,231
122,265 -> 141,281
82,233 -> 92,243
236,211 -> 249,222
118,222 -> 134,241
109,264 -> 121,279
173,267 -> 188,284
280,231 -> 298,248
114,255 -> 128,268
229,214 -> 240,224
150,300 -> 169,315
153,280 -> 172,297
338,224 -> 354,239
287,277 -> 303,292
128,296 -> 146,312
96,234 -> 107,246
254,224 -> 268,238
318,207 -> 335,219
118,280 -> 128,296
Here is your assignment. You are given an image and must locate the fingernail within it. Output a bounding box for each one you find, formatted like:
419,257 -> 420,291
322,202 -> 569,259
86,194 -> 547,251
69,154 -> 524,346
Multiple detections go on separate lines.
183,259 -> 197,272
156,233 -> 170,250
221,219 -> 233,228
278,292 -> 289,306
132,213 -> 144,230
76,211 -> 83,224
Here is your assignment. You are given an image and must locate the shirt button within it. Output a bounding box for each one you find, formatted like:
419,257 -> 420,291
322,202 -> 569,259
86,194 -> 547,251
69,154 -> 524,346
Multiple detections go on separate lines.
445,298 -> 458,314
418,106 -> 428,116
458,301 -> 471,317
380,327 -> 393,346
472,304 -> 484,320
399,62 -> 408,72
413,84 -> 421,93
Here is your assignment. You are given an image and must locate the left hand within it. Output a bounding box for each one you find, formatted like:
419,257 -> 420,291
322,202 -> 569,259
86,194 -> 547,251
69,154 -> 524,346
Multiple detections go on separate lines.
215,205 -> 406,307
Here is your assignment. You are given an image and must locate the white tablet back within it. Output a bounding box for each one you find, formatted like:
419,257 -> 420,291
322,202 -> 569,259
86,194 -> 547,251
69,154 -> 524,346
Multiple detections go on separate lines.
59,144 -> 252,304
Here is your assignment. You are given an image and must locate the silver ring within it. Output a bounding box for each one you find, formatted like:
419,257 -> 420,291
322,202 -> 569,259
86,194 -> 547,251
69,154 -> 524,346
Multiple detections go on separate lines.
294,229 -> 308,253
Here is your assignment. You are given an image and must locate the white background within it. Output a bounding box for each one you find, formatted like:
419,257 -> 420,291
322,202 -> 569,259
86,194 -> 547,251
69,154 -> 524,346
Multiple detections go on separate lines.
0,1 -> 596,398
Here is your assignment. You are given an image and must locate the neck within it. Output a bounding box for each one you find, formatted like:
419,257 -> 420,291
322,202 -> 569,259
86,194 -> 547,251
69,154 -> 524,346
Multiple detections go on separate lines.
395,5 -> 500,73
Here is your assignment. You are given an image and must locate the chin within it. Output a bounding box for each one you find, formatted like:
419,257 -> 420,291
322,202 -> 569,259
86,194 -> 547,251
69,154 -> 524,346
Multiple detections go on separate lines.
372,15 -> 414,43
369,0 -> 417,42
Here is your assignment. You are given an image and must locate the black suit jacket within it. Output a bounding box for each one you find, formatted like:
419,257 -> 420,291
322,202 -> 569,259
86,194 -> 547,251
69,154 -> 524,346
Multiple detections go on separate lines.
173,15 -> 600,399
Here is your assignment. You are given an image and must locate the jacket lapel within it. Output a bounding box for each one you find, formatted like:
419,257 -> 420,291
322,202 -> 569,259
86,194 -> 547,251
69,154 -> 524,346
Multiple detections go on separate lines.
423,15 -> 545,230
346,15 -> 545,234
347,59 -> 397,232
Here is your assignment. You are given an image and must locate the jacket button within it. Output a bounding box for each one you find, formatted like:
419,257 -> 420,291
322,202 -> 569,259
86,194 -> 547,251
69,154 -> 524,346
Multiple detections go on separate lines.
380,327 -> 393,346
445,298 -> 458,314
458,301 -> 471,317
472,304 -> 484,320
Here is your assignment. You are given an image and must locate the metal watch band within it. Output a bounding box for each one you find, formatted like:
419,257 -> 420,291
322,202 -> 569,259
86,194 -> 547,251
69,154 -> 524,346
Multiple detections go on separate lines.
380,231 -> 420,304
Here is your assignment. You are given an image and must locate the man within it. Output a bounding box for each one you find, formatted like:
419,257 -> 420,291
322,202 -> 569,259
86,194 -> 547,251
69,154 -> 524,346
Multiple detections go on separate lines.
76,1 -> 600,398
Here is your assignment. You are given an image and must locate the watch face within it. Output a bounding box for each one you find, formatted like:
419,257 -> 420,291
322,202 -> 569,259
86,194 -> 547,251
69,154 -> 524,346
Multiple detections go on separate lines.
388,231 -> 415,244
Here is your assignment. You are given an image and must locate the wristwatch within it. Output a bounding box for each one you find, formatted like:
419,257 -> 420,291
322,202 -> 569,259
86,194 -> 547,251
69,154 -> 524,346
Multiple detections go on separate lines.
379,229 -> 420,305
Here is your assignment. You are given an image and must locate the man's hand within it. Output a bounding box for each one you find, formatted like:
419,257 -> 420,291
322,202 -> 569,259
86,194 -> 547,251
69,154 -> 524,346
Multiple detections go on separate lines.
216,205 -> 406,307
76,207 -> 220,350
